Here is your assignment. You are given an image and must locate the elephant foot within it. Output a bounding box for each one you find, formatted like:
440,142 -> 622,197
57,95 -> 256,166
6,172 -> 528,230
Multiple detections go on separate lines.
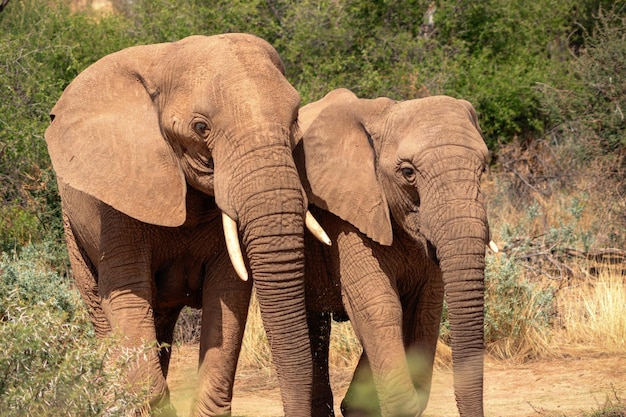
341,405 -> 423,417
340,395 -> 381,417
341,396 -> 424,417
127,402 -> 177,417
151,404 -> 179,417
340,404 -> 380,417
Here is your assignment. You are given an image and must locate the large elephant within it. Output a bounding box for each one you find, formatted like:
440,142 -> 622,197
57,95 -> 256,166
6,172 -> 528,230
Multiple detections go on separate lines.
295,89 -> 495,417
45,34 -> 329,417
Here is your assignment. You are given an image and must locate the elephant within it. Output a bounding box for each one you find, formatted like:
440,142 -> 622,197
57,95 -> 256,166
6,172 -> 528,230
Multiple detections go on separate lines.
294,88 -> 495,417
44,34 -> 330,417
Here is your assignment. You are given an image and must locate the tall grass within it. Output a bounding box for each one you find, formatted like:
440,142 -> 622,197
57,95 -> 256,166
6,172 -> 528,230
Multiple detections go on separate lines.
237,294 -> 362,372
556,269 -> 626,353
238,293 -> 272,371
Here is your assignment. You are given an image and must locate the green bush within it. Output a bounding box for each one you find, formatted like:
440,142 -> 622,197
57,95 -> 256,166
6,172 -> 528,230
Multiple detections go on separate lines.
1,0 -> 618,247
439,252 -> 555,359
483,253 -> 554,346
0,242 -> 147,417
0,242 -> 72,318
0,301 -> 141,417
540,6 -> 626,156
276,0 -> 588,146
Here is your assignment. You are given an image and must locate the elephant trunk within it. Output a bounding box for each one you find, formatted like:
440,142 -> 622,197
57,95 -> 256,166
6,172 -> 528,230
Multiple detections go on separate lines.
223,138 -> 311,417
430,206 -> 487,417
243,210 -> 311,415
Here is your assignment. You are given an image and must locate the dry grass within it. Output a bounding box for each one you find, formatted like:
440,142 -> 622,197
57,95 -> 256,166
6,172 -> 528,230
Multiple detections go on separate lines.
480,131 -> 626,359
555,269 -> 626,354
328,320 -> 362,370
238,293 -> 272,370
238,293 -> 362,372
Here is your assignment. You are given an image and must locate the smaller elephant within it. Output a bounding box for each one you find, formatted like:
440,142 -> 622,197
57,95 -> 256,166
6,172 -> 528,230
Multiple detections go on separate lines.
295,89 -> 494,417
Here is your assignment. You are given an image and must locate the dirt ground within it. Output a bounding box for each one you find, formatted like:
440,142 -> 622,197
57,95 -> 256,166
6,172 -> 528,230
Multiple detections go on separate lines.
167,344 -> 625,417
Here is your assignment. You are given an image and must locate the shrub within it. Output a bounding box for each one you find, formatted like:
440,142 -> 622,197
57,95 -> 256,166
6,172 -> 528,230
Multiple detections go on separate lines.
482,253 -> 555,359
0,242 -> 72,318
0,242 -> 147,416
537,6 -> 626,237
544,6 -> 626,154
0,300 -> 144,417
439,252 -> 555,360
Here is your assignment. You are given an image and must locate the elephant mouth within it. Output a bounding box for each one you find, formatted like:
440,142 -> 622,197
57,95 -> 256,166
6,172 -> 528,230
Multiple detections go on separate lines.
222,211 -> 331,281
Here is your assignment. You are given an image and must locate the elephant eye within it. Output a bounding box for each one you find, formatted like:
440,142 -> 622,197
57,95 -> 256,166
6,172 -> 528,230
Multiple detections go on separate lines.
194,121 -> 209,136
401,166 -> 416,181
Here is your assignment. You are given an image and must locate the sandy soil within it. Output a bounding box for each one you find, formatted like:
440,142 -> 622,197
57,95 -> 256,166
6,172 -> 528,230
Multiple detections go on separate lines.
167,345 -> 625,417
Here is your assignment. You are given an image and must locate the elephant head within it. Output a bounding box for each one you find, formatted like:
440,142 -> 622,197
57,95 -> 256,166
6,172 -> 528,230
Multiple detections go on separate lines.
297,88 -> 491,416
45,34 -> 327,416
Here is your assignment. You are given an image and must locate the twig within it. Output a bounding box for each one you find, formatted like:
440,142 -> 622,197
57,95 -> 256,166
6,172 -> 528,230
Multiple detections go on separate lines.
502,161 -> 548,198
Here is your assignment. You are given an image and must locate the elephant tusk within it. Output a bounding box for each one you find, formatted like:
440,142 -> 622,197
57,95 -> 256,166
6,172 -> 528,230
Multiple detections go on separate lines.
306,211 -> 332,246
222,213 -> 249,281
488,240 -> 499,253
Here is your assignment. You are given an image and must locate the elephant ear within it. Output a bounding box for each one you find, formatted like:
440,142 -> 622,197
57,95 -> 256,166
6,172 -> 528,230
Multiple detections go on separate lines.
45,46 -> 187,227
296,90 -> 394,246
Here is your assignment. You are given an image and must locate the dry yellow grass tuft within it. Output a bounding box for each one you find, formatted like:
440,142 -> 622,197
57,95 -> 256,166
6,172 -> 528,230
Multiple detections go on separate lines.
556,269 -> 626,354
238,293 -> 272,370
238,293 -> 362,372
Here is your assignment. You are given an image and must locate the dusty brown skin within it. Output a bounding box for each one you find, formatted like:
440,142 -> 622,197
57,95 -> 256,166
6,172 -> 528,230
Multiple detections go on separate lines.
295,89 -> 490,417
45,34 -> 312,417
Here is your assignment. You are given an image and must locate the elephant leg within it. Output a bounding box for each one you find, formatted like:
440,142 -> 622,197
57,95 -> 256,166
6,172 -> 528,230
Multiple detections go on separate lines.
193,263 -> 252,417
308,310 -> 334,417
154,307 -> 183,379
63,212 -> 111,336
402,274 -> 445,413
99,272 -> 171,414
334,229 -> 421,417
97,222 -> 170,414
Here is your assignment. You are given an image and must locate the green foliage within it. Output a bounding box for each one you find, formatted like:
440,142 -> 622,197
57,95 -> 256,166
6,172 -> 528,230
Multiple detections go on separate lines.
118,0 -> 281,43
0,242 -> 145,416
1,0 -> 620,248
0,242 -> 72,319
540,5 -> 626,156
483,253 -> 554,345
439,252 -> 555,358
275,0 -> 590,145
431,0 -> 576,143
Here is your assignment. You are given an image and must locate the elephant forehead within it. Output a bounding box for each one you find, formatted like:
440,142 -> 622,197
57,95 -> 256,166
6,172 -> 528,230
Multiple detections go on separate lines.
391,97 -> 470,130
159,64 -> 298,132
389,100 -> 485,155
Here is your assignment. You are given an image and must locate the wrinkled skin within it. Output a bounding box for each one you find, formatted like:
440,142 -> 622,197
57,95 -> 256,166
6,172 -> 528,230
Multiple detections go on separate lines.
45,34 -> 312,417
295,89 -> 490,417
